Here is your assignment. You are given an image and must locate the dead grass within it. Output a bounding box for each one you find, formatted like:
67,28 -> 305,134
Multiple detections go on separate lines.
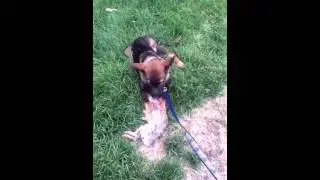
173,86 -> 227,180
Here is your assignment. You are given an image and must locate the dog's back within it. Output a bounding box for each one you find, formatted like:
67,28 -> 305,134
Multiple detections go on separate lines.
131,36 -> 167,63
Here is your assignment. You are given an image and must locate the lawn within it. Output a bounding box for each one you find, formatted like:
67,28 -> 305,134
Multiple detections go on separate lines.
93,0 -> 227,179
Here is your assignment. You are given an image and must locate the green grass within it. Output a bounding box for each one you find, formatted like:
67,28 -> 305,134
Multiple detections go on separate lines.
93,0 -> 226,179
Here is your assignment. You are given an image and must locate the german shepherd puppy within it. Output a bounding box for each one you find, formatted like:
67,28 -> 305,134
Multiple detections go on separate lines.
124,36 -> 184,112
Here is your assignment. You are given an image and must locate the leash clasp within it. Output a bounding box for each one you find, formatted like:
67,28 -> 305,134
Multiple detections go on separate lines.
163,87 -> 167,92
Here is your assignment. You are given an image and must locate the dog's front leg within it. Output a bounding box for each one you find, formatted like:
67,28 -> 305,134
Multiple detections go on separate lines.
168,53 -> 184,68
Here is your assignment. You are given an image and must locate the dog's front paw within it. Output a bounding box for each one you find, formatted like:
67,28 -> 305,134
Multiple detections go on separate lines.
176,61 -> 185,68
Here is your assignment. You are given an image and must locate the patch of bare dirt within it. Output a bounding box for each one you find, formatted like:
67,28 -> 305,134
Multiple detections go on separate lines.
178,86 -> 227,180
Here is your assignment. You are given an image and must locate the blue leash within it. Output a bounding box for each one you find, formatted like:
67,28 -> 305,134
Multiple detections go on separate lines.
163,88 -> 218,180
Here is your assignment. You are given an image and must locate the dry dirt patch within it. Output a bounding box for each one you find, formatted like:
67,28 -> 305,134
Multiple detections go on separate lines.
177,86 -> 227,180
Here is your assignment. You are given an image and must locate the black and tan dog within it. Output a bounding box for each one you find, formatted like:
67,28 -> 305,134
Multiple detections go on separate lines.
124,36 -> 184,114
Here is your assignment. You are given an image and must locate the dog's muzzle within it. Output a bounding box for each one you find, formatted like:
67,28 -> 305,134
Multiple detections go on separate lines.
150,87 -> 163,98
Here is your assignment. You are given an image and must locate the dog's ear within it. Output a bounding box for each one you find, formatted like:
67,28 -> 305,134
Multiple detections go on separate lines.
131,63 -> 146,71
162,54 -> 175,69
